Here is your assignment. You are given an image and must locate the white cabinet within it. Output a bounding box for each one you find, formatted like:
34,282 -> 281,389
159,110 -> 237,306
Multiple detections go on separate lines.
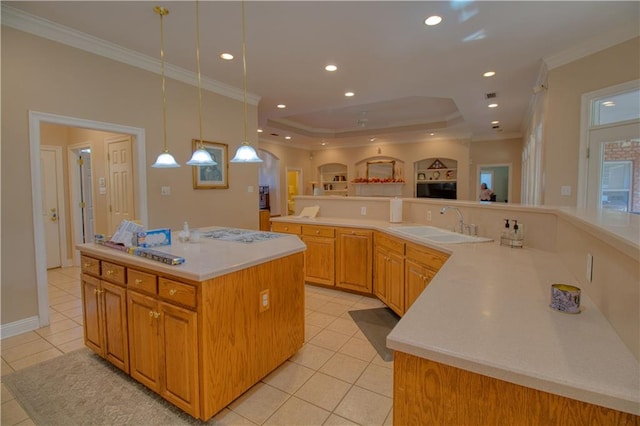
320,163 -> 348,194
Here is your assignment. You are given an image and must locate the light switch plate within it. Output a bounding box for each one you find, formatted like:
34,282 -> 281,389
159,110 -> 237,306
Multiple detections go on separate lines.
561,185 -> 572,196
161,186 -> 171,196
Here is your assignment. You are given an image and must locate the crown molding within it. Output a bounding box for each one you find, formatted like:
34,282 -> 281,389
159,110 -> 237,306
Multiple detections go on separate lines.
1,4 -> 260,106
543,20 -> 639,70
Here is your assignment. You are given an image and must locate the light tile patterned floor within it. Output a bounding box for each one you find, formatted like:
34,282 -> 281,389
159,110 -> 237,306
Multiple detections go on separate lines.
1,267 -> 394,425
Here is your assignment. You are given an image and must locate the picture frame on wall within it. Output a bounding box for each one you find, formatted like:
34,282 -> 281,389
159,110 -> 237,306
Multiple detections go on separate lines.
192,140 -> 229,189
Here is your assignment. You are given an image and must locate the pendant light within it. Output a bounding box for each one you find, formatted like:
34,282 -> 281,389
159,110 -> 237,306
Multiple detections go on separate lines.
152,6 -> 180,168
230,0 -> 263,163
186,0 -> 216,166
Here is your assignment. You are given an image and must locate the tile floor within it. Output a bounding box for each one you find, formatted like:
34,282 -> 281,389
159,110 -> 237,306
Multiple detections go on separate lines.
1,267 -> 394,425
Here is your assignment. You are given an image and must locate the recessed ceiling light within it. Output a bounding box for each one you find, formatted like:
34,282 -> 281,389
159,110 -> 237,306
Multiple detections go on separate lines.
277,104 -> 286,109
488,103 -> 498,108
602,101 -> 616,107
220,53 -> 234,60
369,137 -> 376,142
345,92 -> 355,97
483,71 -> 496,77
491,120 -> 499,124
325,64 -> 337,72
321,142 -> 327,146
257,128 -> 263,133
424,15 -> 442,26
430,132 -> 436,136
285,136 -> 292,140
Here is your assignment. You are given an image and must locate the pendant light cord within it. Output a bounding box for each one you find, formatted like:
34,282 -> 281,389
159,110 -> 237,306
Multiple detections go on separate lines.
157,6 -> 169,153
195,0 -> 205,149
242,0 -> 249,144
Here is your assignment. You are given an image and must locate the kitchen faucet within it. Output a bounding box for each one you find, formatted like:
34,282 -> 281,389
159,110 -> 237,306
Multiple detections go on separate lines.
440,206 -> 465,234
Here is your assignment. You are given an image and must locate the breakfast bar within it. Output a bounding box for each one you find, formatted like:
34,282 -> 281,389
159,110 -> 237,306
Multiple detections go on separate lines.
77,227 -> 306,421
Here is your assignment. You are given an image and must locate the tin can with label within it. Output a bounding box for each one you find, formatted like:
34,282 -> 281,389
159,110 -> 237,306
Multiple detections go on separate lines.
550,284 -> 581,314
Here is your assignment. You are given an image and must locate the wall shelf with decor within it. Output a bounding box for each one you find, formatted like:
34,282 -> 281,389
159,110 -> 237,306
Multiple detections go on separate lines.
319,163 -> 348,194
416,158 -> 457,183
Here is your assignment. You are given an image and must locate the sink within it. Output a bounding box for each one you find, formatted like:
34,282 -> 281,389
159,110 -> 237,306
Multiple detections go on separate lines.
390,226 -> 493,244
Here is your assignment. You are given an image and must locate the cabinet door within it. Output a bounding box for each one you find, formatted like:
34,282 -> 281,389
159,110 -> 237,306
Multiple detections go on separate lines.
101,280 -> 129,373
81,273 -> 103,355
387,250 -> 405,315
302,235 -> 335,286
158,301 -> 199,417
127,291 -> 161,392
373,246 -> 389,303
336,229 -> 373,293
405,259 -> 433,310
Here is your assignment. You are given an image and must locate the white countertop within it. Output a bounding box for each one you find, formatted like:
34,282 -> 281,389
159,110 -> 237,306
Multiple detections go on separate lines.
272,215 -> 640,415
78,226 -> 306,282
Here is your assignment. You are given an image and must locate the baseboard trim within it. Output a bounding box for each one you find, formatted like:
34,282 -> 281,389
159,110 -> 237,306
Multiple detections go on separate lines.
1,316 -> 40,339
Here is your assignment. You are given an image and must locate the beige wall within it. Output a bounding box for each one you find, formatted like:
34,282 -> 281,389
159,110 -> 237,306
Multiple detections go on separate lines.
1,27 -> 257,325
543,37 -> 640,206
470,137 -> 523,203
306,138 -> 476,200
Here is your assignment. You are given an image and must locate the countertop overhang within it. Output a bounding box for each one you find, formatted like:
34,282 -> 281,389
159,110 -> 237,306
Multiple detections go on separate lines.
272,215 -> 640,415
77,226 -> 306,282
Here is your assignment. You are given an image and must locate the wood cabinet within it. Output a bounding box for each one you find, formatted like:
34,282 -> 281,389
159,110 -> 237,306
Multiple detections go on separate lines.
404,243 -> 448,310
78,247 -> 304,421
336,227 -> 373,293
127,287 -> 199,416
301,225 -> 336,286
81,255 -> 129,373
374,233 -> 405,315
259,209 -> 271,231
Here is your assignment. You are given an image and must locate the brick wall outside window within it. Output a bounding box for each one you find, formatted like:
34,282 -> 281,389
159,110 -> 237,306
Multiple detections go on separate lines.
604,141 -> 640,213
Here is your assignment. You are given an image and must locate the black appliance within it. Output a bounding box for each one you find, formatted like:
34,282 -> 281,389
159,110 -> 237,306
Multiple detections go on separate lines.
259,186 -> 270,210
416,182 -> 457,199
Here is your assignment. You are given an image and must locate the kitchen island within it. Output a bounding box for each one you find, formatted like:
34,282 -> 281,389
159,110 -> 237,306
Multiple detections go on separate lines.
271,213 -> 640,424
77,227 -> 305,421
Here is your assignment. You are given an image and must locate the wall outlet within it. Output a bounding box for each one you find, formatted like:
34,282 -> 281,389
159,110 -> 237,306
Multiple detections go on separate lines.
561,185 -> 572,196
361,206 -> 367,215
248,185 -> 254,193
259,289 -> 270,312
586,253 -> 593,283
161,186 -> 171,196
427,210 -> 432,221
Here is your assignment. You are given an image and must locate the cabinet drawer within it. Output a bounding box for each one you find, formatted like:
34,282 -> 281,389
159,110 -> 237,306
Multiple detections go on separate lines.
302,225 -> 335,238
81,255 -> 100,276
128,269 -> 157,294
405,243 -> 448,271
272,222 -> 301,235
375,232 -> 405,255
101,261 -> 126,285
159,278 -> 196,309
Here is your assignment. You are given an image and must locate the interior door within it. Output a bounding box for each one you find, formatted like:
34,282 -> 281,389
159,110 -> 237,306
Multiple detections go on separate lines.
41,147 -> 62,269
106,136 -> 135,235
586,121 -> 639,212
79,150 -> 95,242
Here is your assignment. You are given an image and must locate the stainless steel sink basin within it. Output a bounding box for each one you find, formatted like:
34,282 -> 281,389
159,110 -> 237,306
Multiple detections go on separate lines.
390,226 -> 493,244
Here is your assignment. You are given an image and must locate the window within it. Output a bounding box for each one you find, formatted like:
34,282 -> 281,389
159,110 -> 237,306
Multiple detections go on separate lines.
601,160 -> 632,212
592,89 -> 640,126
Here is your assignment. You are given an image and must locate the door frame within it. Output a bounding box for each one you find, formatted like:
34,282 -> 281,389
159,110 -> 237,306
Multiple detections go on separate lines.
41,145 -> 69,268
476,163 -> 512,202
30,110 -> 148,327
578,79 -> 639,209
285,167 -> 303,215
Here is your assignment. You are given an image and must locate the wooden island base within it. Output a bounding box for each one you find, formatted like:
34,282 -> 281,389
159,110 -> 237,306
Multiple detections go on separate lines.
393,351 -> 639,425
80,248 -> 304,421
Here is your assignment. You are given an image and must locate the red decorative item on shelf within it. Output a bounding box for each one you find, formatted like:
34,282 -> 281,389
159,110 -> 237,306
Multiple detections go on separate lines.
352,177 -> 405,183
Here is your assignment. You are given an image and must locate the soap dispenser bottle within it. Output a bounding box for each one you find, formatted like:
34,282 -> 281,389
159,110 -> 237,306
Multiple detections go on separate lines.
502,219 -> 510,238
179,221 -> 190,242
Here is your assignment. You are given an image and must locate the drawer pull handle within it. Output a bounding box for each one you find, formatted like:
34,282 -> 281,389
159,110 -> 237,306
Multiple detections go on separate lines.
135,279 -> 143,284
284,226 -> 288,231
316,230 -> 320,234
169,289 -> 177,296
83,263 -> 91,268
153,311 -> 161,319
106,270 -> 114,276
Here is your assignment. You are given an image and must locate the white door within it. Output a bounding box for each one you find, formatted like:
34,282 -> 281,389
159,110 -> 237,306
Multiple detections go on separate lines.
586,121 -> 640,212
80,150 -> 95,242
106,136 -> 135,235
41,147 -> 62,269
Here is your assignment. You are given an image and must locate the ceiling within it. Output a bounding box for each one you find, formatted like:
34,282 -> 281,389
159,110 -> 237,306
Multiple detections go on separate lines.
4,1 -> 639,150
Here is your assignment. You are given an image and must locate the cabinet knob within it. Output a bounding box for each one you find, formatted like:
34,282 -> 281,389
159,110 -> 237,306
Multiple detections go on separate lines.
153,312 -> 161,319
284,226 -> 289,231
83,263 -> 91,268
315,230 -> 320,234
135,279 -> 143,285
149,310 -> 154,317
169,289 -> 177,296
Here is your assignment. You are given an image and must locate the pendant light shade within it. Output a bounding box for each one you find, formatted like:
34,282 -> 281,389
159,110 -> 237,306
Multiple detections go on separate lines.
152,6 -> 180,168
186,0 -> 217,167
230,0 -> 263,164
